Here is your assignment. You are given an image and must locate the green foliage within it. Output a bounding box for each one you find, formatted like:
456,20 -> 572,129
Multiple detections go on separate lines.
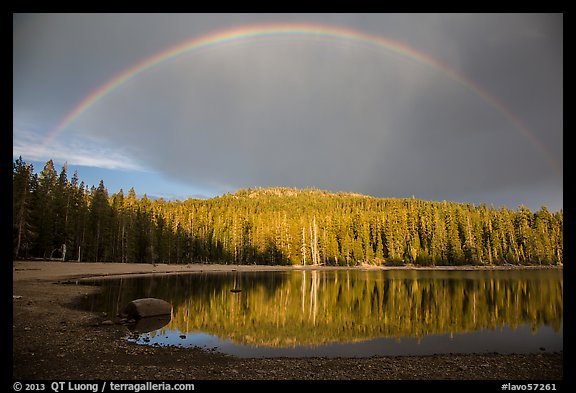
13,159 -> 564,266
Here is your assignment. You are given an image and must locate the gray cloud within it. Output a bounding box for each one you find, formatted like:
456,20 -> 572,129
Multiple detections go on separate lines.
13,14 -> 562,211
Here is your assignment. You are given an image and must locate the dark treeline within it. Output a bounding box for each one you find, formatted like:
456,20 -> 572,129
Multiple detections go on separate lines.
13,158 -> 563,266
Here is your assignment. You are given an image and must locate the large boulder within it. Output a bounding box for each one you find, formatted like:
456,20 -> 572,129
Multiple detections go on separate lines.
123,298 -> 171,319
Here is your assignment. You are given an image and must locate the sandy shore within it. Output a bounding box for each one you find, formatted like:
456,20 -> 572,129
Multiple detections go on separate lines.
12,261 -> 563,381
13,260 -> 562,282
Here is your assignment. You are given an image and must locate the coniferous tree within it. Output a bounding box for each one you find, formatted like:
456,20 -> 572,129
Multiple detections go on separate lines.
31,160 -> 58,258
88,180 -> 112,262
12,158 -> 563,267
53,163 -> 70,259
13,157 -> 36,258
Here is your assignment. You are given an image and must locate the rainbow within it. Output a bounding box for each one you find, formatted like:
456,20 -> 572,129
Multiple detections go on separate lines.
44,23 -> 561,175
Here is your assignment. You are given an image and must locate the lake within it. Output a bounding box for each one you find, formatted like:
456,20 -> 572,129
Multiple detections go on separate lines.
80,268 -> 563,357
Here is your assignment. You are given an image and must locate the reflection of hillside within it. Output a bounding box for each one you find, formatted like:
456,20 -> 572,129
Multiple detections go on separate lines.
81,270 -> 563,348
164,270 -> 563,347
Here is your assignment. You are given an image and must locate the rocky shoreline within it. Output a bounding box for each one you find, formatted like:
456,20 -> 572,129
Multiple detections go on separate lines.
12,261 -> 563,381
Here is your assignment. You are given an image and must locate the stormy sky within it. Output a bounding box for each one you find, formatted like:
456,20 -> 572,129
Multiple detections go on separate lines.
13,14 -> 563,211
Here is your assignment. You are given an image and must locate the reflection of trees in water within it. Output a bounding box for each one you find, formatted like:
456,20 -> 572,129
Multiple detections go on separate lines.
303,270 -> 320,326
83,270 -> 563,348
168,270 -> 563,347
81,271 -> 287,318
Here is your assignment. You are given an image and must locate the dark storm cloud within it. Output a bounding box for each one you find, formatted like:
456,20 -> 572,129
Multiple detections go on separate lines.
13,14 -> 562,211
71,41 -> 424,189
437,14 -> 563,158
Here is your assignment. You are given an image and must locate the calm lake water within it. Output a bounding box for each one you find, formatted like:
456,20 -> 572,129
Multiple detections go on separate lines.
80,269 -> 563,357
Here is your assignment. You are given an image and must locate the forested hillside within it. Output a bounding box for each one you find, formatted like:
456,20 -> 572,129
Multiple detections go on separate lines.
13,158 -> 563,266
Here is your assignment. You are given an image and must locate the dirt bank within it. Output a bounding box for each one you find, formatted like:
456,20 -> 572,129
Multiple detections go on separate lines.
12,261 -> 563,381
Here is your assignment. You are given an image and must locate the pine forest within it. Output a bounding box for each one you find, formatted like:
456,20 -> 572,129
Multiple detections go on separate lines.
13,158 -> 563,266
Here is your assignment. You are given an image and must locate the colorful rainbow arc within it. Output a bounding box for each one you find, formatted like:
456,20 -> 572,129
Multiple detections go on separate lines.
43,23 -> 561,175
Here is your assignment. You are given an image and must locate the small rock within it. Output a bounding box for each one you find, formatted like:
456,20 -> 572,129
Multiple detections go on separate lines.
179,335 -> 186,339
101,312 -> 108,317
101,320 -> 114,325
13,295 -> 23,300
